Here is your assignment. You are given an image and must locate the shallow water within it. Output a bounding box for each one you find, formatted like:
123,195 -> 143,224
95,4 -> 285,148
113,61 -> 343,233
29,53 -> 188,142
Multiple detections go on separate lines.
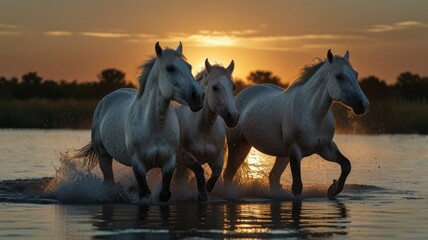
0,130 -> 427,239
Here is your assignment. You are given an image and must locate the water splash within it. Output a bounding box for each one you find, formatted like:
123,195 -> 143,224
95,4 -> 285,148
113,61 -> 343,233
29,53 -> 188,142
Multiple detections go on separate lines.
44,153 -> 129,203
0,150 -> 388,204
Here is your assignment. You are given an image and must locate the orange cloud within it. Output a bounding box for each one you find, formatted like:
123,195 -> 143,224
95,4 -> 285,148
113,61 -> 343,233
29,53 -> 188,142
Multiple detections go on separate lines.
0,31 -> 21,36
80,32 -> 131,38
44,31 -> 73,36
158,30 -> 365,51
368,21 -> 427,33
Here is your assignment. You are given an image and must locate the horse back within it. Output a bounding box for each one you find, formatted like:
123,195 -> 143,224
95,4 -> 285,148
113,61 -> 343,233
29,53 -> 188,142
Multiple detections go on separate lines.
235,84 -> 285,115
230,84 -> 291,156
92,88 -> 136,164
94,88 -> 135,127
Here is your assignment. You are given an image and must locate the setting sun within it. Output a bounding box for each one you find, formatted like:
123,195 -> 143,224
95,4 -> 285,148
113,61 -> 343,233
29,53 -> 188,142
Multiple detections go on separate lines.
192,34 -> 237,47
1,1 -> 427,85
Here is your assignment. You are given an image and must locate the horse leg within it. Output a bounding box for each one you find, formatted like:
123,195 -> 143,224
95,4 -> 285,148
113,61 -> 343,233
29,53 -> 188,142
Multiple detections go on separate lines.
93,142 -> 114,183
132,161 -> 150,199
269,156 -> 290,193
223,134 -> 251,186
289,145 -> 303,196
183,152 -> 208,201
206,154 -> 224,192
318,141 -> 351,199
99,154 -> 114,183
159,156 -> 176,202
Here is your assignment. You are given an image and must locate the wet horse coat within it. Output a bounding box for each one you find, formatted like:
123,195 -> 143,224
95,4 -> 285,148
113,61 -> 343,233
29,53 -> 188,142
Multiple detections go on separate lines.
174,59 -> 239,201
223,50 -> 369,198
76,42 -> 204,202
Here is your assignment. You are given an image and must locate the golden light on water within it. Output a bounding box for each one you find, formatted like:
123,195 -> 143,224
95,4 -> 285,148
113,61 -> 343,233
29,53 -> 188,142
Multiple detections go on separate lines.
245,148 -> 273,179
223,204 -> 271,235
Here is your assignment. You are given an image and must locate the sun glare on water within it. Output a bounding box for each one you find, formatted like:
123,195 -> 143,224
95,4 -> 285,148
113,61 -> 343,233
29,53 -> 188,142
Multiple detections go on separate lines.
245,148 -> 273,179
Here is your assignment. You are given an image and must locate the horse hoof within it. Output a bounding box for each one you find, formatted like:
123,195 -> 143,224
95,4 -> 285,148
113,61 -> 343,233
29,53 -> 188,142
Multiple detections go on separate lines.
292,182 -> 303,196
269,183 -> 283,194
197,192 -> 209,202
327,179 -> 339,199
128,185 -> 137,192
104,179 -> 115,185
159,191 -> 171,202
206,181 -> 215,193
139,191 -> 151,199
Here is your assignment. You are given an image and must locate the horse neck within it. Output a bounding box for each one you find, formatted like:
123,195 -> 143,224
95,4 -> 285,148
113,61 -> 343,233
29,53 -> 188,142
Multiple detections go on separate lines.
196,78 -> 218,132
196,89 -> 218,133
136,71 -> 171,127
299,65 -> 333,125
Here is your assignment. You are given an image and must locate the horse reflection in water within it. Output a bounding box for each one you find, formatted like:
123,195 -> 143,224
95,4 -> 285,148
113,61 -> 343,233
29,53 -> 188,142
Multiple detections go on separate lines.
80,201 -> 348,239
75,42 -> 204,202
224,50 -> 369,198
224,201 -> 348,238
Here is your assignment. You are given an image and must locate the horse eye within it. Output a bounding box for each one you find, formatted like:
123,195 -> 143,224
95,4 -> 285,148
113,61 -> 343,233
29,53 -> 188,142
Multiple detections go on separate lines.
336,73 -> 345,81
212,85 -> 219,91
166,65 -> 175,72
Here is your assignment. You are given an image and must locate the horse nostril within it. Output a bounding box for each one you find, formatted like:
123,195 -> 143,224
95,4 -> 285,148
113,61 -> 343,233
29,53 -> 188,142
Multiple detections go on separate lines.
227,112 -> 232,120
191,91 -> 197,100
358,100 -> 365,109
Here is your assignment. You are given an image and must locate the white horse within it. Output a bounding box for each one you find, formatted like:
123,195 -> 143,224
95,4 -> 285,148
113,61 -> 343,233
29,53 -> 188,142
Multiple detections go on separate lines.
174,59 -> 239,201
76,42 -> 205,202
223,50 -> 369,198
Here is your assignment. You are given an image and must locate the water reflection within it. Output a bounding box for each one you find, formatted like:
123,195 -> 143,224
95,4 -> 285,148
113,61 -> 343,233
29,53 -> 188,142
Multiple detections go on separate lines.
56,200 -> 349,239
223,200 -> 348,238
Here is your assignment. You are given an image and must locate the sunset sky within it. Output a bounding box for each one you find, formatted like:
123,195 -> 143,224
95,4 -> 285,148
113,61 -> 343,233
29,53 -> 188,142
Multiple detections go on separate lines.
1,0 -> 427,85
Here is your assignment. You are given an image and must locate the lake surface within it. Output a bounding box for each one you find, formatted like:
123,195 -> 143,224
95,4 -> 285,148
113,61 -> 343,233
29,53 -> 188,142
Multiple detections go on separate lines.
0,130 -> 427,239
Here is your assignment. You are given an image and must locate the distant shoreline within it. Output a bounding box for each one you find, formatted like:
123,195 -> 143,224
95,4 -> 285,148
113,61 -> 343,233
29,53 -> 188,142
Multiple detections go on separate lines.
1,99 -> 427,134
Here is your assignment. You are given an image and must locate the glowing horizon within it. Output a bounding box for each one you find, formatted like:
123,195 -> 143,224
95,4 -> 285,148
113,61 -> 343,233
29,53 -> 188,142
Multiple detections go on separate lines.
1,0 -> 427,85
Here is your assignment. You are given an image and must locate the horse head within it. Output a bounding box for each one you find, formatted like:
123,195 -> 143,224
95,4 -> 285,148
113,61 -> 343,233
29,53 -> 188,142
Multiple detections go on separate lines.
325,49 -> 369,115
155,42 -> 204,112
203,59 -> 240,127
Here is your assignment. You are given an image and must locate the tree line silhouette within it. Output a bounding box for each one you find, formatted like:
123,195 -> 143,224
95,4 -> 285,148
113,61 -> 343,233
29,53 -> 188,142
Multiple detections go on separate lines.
2,68 -> 427,102
1,68 -> 427,133
0,68 -> 135,100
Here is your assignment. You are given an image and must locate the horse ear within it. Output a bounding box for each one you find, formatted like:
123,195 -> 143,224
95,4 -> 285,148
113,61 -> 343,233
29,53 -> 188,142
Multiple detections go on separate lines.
344,50 -> 350,60
177,42 -> 183,54
205,58 -> 212,73
226,60 -> 235,74
327,49 -> 334,63
155,42 -> 163,58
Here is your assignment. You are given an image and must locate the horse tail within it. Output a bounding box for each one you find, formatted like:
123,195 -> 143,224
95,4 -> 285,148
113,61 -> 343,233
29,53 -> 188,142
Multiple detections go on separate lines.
74,142 -> 98,170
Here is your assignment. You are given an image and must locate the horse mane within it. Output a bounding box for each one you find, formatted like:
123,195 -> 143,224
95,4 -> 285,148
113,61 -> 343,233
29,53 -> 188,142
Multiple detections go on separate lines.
136,49 -> 187,97
195,69 -> 207,82
136,56 -> 156,97
288,58 -> 326,89
195,64 -> 230,84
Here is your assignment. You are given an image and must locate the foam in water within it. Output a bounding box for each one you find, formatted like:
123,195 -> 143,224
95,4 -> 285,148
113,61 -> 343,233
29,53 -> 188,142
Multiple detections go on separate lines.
41,152 -> 302,203
0,150 -> 386,204
44,153 -> 132,203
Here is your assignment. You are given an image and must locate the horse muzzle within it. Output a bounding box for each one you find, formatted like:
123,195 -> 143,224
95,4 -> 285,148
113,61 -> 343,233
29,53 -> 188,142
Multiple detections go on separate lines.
223,111 -> 240,127
188,88 -> 205,112
352,98 -> 369,115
